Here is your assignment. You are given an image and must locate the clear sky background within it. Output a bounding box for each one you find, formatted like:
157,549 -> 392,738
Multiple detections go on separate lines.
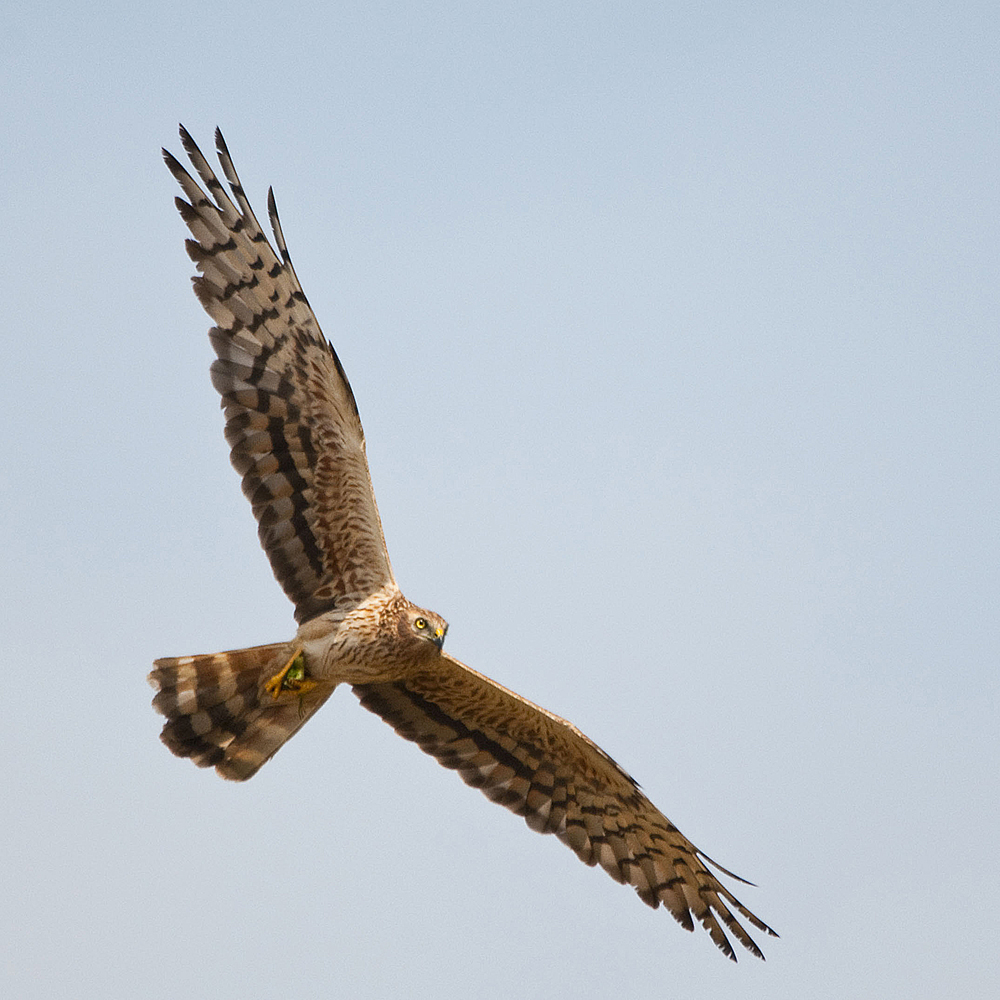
2,3 -> 997,997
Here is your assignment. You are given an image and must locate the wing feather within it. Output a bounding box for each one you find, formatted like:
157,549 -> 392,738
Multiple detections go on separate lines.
354,652 -> 777,961
164,127 -> 394,622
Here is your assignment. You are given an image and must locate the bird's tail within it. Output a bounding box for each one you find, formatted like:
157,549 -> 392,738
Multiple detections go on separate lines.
149,642 -> 335,780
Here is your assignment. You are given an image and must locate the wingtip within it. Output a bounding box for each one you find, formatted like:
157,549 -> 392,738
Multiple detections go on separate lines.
697,848 -> 758,887
162,146 -> 187,177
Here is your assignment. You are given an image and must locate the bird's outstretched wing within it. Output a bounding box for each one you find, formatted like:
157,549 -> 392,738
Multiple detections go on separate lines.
164,126 -> 394,622
354,652 -> 778,961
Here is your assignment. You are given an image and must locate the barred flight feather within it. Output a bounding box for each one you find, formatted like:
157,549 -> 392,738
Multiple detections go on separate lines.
354,651 -> 777,961
163,127 -> 394,623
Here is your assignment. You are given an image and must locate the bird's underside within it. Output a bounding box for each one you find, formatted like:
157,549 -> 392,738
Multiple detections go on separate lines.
149,125 -> 778,961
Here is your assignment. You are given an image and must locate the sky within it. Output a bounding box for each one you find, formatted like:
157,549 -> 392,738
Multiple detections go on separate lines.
2,2 -> 998,997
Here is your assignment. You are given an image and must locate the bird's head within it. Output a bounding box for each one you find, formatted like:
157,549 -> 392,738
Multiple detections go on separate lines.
401,606 -> 448,653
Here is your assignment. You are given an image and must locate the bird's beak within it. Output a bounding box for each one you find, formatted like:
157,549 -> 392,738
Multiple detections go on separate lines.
433,625 -> 446,649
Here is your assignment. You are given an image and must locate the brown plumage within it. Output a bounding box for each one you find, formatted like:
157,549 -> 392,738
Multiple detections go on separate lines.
149,126 -> 777,960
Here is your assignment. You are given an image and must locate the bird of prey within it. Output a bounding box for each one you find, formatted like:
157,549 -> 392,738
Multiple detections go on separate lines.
150,126 -> 777,961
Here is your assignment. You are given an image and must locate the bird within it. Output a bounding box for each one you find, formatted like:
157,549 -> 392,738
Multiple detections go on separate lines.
150,125 -> 778,961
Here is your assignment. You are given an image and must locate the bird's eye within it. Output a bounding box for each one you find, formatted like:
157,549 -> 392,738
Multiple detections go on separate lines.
414,617 -> 426,630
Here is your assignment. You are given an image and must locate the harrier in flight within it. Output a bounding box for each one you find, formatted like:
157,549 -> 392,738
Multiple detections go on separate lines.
150,127 -> 777,961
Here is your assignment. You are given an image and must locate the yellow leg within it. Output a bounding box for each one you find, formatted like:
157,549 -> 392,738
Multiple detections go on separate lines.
264,648 -> 317,700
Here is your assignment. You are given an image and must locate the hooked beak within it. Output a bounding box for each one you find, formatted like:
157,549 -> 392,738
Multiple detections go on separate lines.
432,625 -> 447,649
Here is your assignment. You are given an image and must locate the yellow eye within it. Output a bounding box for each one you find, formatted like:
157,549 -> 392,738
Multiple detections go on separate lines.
414,617 -> 427,630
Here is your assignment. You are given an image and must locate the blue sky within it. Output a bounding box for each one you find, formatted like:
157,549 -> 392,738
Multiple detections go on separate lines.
2,3 -> 997,997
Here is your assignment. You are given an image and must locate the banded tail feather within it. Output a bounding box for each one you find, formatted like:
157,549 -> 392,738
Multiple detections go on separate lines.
149,643 -> 335,780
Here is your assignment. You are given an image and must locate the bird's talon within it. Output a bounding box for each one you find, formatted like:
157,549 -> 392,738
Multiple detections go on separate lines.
264,649 -> 309,699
